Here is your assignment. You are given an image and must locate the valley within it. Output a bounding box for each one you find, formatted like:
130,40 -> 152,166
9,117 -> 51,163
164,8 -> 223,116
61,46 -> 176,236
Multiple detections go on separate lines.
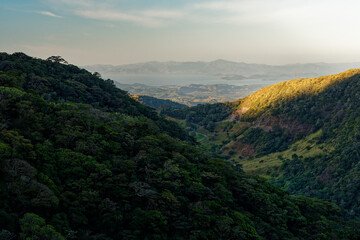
118,83 -> 263,106
85,60 -> 360,106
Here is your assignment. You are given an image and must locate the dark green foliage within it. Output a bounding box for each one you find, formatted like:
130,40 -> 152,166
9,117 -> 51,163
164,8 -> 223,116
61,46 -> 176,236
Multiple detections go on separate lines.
19,213 -> 65,240
267,72 -> 360,219
241,127 -> 291,156
133,95 -> 188,109
161,102 -> 235,130
0,53 -> 358,239
0,52 -> 191,142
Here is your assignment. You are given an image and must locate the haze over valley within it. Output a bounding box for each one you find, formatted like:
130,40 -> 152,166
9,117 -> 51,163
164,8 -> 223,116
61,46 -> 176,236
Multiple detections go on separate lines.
84,60 -> 360,80
84,60 -> 360,105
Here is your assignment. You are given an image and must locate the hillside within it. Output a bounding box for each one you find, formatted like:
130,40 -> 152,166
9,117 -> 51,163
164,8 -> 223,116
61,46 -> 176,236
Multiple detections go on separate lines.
232,69 -> 360,120
132,95 -> 188,109
170,69 -> 360,219
1,52 -> 359,239
0,53 -> 190,142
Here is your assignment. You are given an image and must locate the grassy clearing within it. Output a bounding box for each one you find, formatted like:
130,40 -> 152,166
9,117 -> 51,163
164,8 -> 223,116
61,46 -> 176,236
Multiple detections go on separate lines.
195,133 -> 207,142
233,130 -> 333,177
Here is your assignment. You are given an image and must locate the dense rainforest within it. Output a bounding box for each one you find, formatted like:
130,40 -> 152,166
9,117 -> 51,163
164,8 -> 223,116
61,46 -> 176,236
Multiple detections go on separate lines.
169,69 -> 360,221
132,95 -> 188,109
0,52 -> 359,239
161,102 -> 235,131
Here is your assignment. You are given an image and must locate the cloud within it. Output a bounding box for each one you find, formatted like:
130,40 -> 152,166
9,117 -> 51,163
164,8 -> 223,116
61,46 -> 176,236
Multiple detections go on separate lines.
37,11 -> 62,18
46,0 -> 95,8
44,0 -> 360,29
141,10 -> 184,19
43,0 -> 185,27
75,10 -> 164,27
37,0 -> 360,29
193,1 -> 246,12
191,0 -> 360,25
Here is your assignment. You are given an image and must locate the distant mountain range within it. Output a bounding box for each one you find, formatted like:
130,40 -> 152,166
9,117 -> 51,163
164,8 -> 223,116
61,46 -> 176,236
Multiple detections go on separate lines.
84,60 -> 360,80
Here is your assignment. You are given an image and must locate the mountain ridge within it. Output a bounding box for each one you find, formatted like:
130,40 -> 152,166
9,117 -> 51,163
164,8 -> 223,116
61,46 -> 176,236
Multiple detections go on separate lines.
84,60 -> 360,80
233,68 -> 360,120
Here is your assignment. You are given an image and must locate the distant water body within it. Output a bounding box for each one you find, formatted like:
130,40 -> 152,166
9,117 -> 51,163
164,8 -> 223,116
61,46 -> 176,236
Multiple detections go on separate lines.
104,73 -> 282,87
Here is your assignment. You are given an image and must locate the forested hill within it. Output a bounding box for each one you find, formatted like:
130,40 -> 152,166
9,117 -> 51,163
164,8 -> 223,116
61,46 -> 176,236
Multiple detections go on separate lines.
165,69 -> 360,220
132,95 -> 188,109
0,52 -> 359,239
232,69 -> 360,120
0,52 -> 190,142
229,69 -> 360,219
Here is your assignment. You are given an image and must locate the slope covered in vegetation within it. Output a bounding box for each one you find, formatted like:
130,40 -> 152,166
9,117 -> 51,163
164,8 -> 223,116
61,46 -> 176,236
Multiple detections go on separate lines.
233,69 -> 360,120
132,95 -> 188,109
161,102 -> 236,131
233,69 -> 360,219
0,53 -> 359,239
174,69 -> 360,220
268,70 -> 360,219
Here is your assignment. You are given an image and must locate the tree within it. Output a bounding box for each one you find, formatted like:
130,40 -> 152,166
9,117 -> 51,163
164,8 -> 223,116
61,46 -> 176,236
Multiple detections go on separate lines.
46,56 -> 68,65
19,213 -> 65,240
93,72 -> 101,78
0,230 -> 16,240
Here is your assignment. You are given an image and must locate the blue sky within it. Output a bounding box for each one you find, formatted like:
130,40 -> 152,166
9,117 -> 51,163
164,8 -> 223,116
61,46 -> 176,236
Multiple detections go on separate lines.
1,0 -> 360,65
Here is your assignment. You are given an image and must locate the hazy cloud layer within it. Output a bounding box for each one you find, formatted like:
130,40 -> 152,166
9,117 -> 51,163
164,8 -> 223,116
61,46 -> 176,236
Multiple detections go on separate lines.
37,11 -> 62,18
44,0 -> 186,27
40,0 -> 360,31
74,10 -> 163,27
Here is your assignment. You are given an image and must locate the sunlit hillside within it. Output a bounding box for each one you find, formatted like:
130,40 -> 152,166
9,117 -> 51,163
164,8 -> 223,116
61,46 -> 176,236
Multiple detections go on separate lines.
234,69 -> 360,119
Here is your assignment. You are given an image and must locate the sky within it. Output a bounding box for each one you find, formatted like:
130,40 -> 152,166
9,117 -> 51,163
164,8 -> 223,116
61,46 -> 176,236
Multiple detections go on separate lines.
1,0 -> 360,66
